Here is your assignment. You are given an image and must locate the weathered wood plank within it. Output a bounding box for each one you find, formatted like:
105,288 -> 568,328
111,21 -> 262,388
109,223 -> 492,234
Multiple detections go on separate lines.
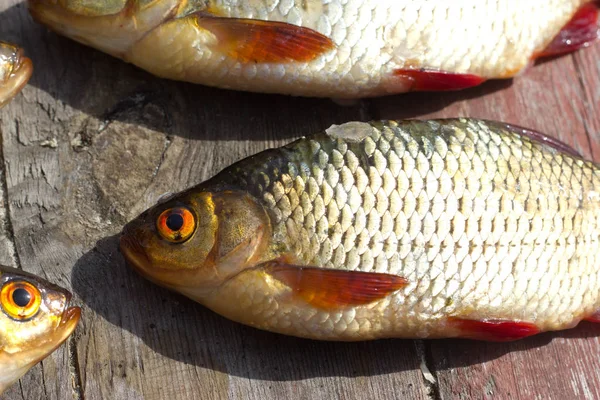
0,1 -> 429,399
3,0 -> 600,399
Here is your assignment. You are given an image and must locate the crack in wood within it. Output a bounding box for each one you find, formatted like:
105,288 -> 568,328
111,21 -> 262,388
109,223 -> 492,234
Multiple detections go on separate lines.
137,135 -> 173,210
40,363 -> 48,399
18,380 -> 25,400
415,340 -> 441,400
0,125 -> 22,269
571,53 -> 594,160
69,336 -> 85,400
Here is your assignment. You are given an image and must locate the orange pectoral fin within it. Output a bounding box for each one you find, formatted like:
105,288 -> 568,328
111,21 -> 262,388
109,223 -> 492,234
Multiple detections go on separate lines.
448,317 -> 540,342
194,14 -> 335,63
265,262 -> 408,309
536,3 -> 599,59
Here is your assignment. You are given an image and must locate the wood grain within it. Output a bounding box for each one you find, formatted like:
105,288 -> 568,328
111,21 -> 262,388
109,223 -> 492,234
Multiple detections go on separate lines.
1,1 -> 600,399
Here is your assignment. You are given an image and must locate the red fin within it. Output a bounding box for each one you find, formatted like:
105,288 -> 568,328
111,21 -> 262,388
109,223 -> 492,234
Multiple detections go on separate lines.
449,317 -> 540,342
393,69 -> 485,91
266,262 -> 408,309
194,15 -> 335,63
584,311 -> 600,323
537,3 -> 599,58
489,121 -> 581,158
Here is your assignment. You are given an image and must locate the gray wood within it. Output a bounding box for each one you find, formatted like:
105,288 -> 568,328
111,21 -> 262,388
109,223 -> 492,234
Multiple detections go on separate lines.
0,1 -> 430,399
1,0 -> 600,399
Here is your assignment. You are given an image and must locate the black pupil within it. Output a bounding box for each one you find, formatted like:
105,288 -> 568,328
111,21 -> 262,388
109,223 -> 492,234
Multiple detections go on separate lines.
166,213 -> 184,231
12,288 -> 31,307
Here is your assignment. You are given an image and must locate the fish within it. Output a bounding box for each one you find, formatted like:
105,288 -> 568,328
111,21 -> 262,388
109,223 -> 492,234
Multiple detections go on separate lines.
0,41 -> 32,107
120,118 -> 600,342
28,0 -> 599,98
0,265 -> 80,394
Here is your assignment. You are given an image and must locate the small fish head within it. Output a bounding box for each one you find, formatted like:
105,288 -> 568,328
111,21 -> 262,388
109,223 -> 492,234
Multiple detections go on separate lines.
120,189 -> 272,300
0,266 -> 80,392
0,42 -> 32,107
27,0 -> 182,58
29,0 -> 129,18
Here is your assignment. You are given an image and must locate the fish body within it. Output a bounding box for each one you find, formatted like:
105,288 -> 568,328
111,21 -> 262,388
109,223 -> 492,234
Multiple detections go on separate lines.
120,119 -> 600,342
0,265 -> 80,394
0,42 -> 32,107
29,0 -> 598,98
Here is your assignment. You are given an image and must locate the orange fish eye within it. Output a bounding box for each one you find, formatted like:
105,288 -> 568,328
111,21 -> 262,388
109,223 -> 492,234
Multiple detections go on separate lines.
156,207 -> 196,243
0,280 -> 42,320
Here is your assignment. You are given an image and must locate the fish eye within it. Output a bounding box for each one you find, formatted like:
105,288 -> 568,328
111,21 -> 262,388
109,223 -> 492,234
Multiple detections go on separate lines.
0,280 -> 42,320
156,206 -> 196,243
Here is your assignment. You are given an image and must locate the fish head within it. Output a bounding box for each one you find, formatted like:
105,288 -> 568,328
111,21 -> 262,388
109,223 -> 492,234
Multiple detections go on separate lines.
27,0 -> 183,58
120,189 -> 271,300
0,42 -> 32,108
0,266 -> 80,393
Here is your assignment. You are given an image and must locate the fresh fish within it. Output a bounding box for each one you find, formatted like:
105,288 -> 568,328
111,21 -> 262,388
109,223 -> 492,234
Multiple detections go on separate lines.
120,119 -> 600,342
0,265 -> 80,394
0,42 -> 32,107
28,0 -> 599,98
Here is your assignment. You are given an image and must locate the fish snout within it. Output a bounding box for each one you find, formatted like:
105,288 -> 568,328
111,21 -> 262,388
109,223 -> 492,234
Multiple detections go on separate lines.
61,305 -> 81,328
0,42 -> 30,81
119,228 -> 153,275
0,43 -> 33,107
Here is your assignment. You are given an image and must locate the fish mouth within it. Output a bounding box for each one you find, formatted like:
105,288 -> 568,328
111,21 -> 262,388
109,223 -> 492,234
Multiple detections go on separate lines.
120,234 -> 147,271
51,291 -> 81,349
119,233 -> 187,290
60,306 -> 81,334
0,305 -> 80,393
6,302 -> 80,364
119,233 -> 160,284
46,306 -> 81,352
0,46 -> 33,107
119,231 -> 213,296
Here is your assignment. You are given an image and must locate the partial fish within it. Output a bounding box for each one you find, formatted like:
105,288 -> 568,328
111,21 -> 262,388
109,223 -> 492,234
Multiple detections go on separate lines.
0,42 -> 32,107
28,0 -> 599,98
121,119 -> 600,342
0,266 -> 80,394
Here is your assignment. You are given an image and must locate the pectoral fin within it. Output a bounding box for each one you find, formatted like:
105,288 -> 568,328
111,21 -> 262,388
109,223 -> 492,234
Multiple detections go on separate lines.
264,261 -> 408,309
194,15 -> 335,63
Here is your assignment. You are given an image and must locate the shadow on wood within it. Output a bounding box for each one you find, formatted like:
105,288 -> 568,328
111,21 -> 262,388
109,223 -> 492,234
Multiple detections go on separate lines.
70,234 -> 600,383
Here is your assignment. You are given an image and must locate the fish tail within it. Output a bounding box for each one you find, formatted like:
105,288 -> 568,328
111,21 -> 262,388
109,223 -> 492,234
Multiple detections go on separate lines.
584,310 -> 600,323
535,2 -> 599,58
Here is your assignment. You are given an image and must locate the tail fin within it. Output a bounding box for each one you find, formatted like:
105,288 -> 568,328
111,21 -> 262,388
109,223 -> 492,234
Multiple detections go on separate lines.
536,3 -> 599,58
584,310 -> 600,323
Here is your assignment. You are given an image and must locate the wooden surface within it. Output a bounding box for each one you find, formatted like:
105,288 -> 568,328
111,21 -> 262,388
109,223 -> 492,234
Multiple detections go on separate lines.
2,1 -> 600,399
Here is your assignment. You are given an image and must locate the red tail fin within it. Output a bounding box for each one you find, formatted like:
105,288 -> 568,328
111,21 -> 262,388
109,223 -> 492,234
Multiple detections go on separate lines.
584,311 -> 600,323
536,3 -> 599,58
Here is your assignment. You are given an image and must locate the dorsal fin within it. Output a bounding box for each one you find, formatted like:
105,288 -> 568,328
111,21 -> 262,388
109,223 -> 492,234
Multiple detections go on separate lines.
489,121 -> 581,158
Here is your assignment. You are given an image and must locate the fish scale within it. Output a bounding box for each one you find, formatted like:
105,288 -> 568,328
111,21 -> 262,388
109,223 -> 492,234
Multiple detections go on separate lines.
29,0 -> 595,97
121,120 -> 600,340
221,120 -> 600,334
